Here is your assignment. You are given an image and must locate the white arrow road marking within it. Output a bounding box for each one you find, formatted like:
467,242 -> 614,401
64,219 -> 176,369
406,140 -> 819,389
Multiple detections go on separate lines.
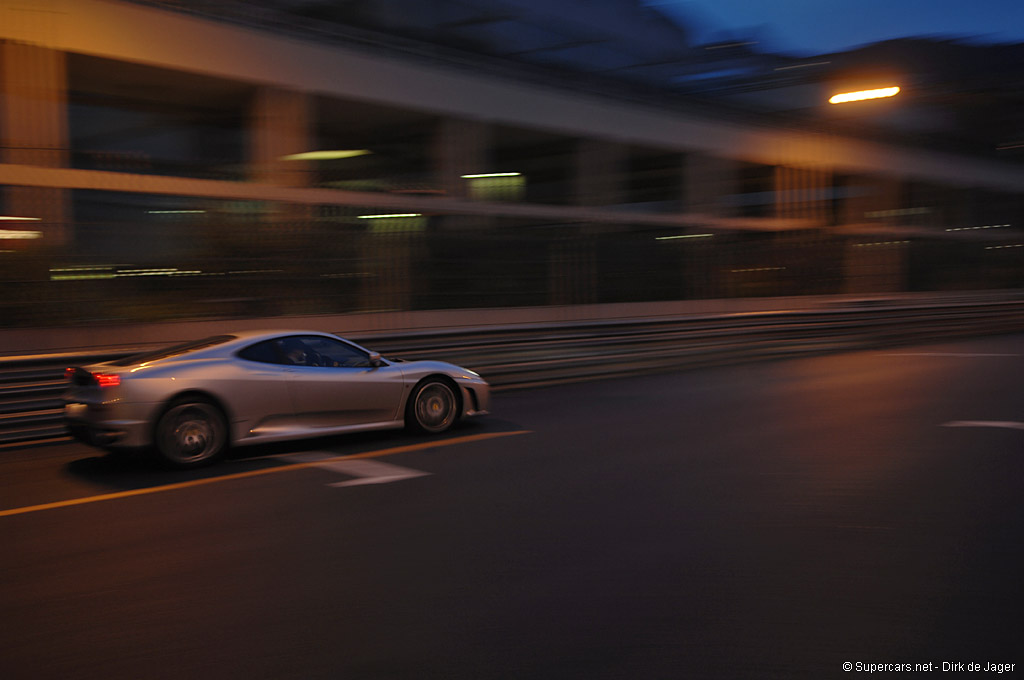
943,421 -> 1024,431
329,459 -> 432,487
282,451 -> 431,486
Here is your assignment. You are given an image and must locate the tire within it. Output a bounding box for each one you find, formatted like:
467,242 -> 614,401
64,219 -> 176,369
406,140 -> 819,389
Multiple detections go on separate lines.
406,379 -> 459,434
154,398 -> 227,468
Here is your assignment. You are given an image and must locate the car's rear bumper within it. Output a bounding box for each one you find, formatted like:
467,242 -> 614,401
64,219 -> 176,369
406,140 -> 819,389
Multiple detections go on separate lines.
64,402 -> 151,449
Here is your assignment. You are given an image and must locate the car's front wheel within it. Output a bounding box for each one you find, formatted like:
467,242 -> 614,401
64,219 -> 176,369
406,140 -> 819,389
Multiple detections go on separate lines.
154,398 -> 227,468
406,379 -> 459,434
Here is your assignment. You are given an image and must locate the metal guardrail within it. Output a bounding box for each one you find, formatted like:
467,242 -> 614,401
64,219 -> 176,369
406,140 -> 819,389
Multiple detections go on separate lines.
3,300 -> 1024,447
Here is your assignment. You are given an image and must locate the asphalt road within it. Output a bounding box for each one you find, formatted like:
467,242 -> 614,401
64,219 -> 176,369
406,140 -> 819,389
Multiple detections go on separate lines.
2,334 -> 1023,679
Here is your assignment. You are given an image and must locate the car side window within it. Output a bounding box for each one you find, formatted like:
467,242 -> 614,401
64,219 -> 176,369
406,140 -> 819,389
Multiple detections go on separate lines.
294,336 -> 374,368
238,339 -> 286,365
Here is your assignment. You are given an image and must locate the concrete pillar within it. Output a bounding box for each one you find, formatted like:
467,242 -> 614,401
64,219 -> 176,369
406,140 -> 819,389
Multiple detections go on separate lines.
0,41 -> 69,247
839,176 -> 907,293
771,166 -> 833,295
551,138 -> 626,302
358,231 -> 416,313
248,86 -> 312,188
248,87 -> 312,279
684,152 -> 737,217
574,139 -> 625,207
774,166 -> 830,225
548,235 -> 596,306
434,117 -> 490,199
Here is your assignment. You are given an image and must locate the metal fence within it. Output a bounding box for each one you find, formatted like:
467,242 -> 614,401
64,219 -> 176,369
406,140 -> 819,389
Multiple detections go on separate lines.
4,297 -> 1024,447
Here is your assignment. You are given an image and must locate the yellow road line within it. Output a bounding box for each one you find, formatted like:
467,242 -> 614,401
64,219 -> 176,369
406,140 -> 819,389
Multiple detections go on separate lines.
0,436 -> 72,450
0,430 -> 531,518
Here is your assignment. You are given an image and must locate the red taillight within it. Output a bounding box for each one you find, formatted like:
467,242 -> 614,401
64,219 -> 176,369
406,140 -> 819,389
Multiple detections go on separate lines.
93,373 -> 121,388
64,367 -> 75,381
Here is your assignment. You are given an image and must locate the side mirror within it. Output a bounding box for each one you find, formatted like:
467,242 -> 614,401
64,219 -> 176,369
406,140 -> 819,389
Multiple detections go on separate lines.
368,352 -> 383,367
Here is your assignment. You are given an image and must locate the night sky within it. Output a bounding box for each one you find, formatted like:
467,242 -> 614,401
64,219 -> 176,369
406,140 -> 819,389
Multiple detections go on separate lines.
647,0 -> 1024,55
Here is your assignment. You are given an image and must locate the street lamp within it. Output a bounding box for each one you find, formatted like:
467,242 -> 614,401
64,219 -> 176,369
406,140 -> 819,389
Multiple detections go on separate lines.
829,86 -> 901,104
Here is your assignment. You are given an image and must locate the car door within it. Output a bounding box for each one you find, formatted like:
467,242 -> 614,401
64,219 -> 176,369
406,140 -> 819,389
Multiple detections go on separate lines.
231,338 -> 303,437
279,335 -> 406,428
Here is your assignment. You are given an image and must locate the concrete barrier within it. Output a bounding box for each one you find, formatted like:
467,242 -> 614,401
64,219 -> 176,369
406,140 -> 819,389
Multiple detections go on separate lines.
0,292 -> 994,357
3,292 -> 1024,447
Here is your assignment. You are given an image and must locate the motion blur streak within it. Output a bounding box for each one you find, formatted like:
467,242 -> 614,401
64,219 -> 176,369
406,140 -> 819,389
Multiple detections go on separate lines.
0,430 -> 531,518
829,86 -> 901,104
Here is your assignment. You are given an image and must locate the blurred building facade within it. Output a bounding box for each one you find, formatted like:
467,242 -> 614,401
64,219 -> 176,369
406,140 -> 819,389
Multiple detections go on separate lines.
1,0 -> 1023,325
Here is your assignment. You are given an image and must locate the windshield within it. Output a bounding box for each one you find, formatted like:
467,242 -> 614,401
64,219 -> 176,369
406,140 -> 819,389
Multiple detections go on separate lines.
107,335 -> 237,367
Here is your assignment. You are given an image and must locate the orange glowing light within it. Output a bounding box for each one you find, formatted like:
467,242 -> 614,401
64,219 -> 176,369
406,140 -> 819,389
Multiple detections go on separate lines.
829,86 -> 901,104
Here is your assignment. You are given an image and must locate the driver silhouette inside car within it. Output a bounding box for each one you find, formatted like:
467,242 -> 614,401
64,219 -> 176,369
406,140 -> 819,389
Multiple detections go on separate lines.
282,340 -> 336,367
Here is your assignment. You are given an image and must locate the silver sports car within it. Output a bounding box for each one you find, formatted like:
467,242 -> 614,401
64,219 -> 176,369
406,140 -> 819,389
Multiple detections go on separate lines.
63,330 -> 490,467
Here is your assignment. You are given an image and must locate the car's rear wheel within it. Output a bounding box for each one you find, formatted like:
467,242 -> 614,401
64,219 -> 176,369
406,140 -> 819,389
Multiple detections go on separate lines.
154,398 -> 227,468
407,379 -> 459,434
